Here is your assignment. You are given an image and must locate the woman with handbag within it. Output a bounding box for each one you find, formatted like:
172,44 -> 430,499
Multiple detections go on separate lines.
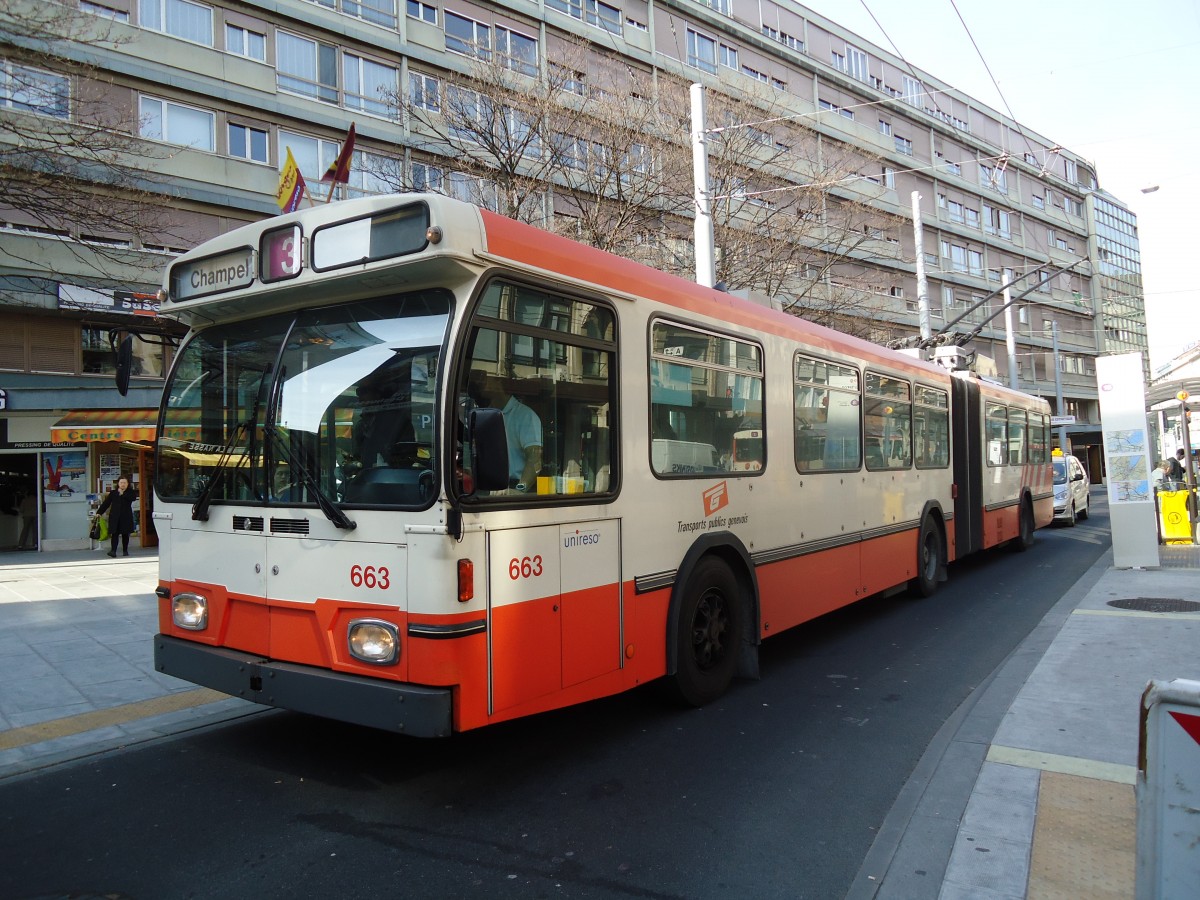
96,475 -> 138,557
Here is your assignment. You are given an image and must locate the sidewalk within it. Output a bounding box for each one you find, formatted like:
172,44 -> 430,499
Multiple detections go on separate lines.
0,545 -> 259,780
853,542 -> 1200,900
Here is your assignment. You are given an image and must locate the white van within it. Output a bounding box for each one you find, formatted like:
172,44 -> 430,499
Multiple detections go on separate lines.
652,439 -> 720,475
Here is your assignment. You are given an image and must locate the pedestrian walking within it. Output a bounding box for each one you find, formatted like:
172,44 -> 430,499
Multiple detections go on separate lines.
96,475 -> 138,557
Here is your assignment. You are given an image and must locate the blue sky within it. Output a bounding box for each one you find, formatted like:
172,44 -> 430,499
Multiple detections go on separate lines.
800,0 -> 1200,372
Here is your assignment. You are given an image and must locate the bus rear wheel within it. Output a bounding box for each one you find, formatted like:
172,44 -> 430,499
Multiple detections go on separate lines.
1010,497 -> 1035,552
911,517 -> 943,598
668,558 -> 743,707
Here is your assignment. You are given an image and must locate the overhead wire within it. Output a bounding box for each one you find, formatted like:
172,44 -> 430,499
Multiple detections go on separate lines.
945,0 -> 1041,161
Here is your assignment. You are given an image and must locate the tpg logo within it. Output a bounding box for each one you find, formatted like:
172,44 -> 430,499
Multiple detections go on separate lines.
703,482 -> 729,517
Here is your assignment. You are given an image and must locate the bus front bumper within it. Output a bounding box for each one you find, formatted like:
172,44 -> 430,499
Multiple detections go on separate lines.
154,634 -> 452,737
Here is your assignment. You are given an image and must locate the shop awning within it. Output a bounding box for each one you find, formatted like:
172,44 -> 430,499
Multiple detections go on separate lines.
51,409 -> 161,443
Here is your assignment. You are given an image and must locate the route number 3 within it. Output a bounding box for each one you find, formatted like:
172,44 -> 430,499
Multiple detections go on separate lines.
350,565 -> 390,589
509,555 -> 543,580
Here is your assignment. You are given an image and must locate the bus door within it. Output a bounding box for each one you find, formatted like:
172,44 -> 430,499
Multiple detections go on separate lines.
486,519 -> 621,713
951,378 -> 984,556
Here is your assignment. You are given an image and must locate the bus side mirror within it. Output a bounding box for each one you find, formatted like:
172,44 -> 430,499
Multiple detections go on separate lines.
469,407 -> 509,492
114,334 -> 133,396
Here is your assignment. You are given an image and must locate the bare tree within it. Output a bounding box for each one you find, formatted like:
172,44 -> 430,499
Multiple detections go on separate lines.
394,35 -> 594,224
543,56 -> 693,261
700,90 -> 905,337
1,2 -> 171,278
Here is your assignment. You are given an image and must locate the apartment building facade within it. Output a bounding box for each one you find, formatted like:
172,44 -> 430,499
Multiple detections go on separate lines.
1,0 -> 1140,546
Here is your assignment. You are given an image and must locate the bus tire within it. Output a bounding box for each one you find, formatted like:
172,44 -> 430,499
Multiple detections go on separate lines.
1010,497 -> 1035,552
911,517 -> 944,598
667,557 -> 744,707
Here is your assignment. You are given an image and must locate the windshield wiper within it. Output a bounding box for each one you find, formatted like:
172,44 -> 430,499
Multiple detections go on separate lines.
191,420 -> 250,522
264,422 -> 356,531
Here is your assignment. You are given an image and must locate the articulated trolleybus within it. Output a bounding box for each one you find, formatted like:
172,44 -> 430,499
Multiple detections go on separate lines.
153,194 -> 1053,736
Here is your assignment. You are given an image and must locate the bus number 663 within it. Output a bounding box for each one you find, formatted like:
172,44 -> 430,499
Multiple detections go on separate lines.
509,556 -> 543,580
350,565 -> 390,589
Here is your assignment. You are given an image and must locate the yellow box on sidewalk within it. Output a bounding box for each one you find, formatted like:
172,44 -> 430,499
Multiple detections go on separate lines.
1158,489 -> 1193,544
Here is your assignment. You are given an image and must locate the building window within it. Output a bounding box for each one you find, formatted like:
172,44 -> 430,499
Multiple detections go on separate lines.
228,122 -> 268,162
546,0 -> 621,35
139,0 -> 214,46
495,27 -> 538,77
894,135 -> 913,156
445,12 -> 491,59
309,0 -> 397,29
277,32 -> 339,103
140,96 -> 214,150
719,43 -> 738,70
345,149 -> 402,197
81,2 -> 130,21
902,75 -> 922,107
882,166 -> 895,189
687,29 -> 717,74
343,54 -> 397,117
762,25 -> 802,52
1,62 -> 69,118
278,129 -> 341,185
448,171 -> 500,211
819,99 -> 854,120
412,160 -> 444,191
1032,194 -> 1044,210
980,163 -> 1007,193
878,119 -> 891,136
847,46 -> 869,83
407,0 -> 437,22
410,71 -> 439,111
225,24 -> 266,61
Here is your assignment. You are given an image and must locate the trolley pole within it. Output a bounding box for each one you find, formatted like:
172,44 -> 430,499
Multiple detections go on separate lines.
1004,287 -> 1018,390
691,83 -> 715,289
1052,321 -> 1067,453
912,192 -> 931,342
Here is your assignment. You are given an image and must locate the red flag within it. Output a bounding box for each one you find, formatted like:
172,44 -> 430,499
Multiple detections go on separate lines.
322,122 -> 356,185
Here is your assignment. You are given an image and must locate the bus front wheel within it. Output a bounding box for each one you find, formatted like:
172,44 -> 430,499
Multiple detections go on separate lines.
667,558 -> 744,707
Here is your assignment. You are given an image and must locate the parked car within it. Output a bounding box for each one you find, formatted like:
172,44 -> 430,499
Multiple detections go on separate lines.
1053,453 -> 1090,525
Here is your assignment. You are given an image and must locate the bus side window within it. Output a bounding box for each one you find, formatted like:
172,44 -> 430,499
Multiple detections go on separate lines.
459,281 -> 617,500
795,353 -> 861,472
649,320 -> 763,478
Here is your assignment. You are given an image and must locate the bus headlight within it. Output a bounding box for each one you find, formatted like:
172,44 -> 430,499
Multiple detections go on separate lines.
348,619 -> 400,665
172,593 -> 209,631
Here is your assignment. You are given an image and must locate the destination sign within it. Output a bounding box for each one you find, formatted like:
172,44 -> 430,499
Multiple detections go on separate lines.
170,246 -> 255,302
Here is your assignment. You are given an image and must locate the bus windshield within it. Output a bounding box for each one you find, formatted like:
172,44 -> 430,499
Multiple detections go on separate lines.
156,290 -> 451,511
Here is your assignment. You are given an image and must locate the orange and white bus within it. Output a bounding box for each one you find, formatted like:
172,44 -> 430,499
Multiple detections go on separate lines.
151,194 -> 1053,736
